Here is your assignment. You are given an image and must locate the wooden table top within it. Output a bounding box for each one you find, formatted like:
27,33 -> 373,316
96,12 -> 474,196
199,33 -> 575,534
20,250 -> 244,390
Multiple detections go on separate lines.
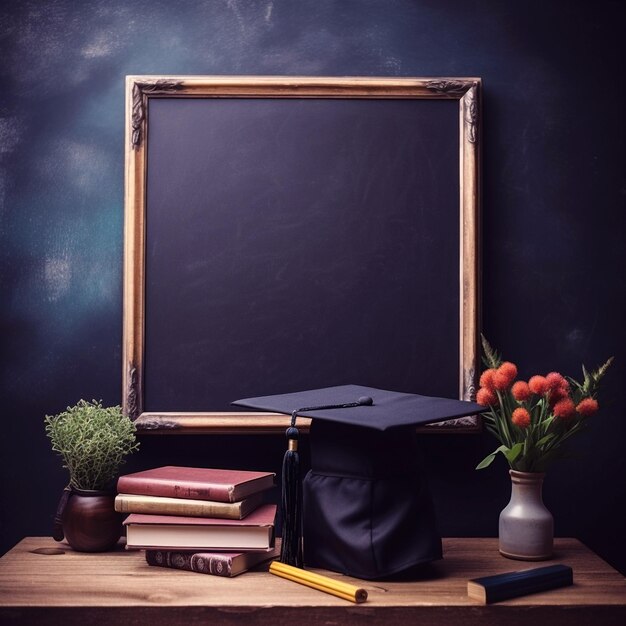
1,537 -> 625,625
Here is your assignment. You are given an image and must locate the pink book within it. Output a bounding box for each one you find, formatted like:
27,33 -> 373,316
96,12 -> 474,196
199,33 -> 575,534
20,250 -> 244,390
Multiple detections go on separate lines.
117,466 -> 275,503
124,504 -> 277,551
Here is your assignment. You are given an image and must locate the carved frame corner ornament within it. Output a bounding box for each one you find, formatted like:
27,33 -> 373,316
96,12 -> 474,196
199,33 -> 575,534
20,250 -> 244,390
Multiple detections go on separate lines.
131,80 -> 183,148
463,83 -> 480,144
425,79 -> 470,97
125,364 -> 140,421
465,366 -> 477,402
426,79 -> 480,144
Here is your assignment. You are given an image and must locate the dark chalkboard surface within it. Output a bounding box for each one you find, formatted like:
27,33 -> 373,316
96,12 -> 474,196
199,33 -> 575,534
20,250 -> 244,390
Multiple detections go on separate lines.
123,77 -> 481,432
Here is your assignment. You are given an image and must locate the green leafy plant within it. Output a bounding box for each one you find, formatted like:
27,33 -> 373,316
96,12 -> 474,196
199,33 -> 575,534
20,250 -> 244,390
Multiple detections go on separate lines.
45,400 -> 139,490
476,336 -> 612,473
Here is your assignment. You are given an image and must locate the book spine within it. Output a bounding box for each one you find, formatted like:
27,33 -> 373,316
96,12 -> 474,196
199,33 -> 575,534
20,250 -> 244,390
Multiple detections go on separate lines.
115,495 -> 244,518
470,565 -> 574,603
488,573 -> 572,602
117,477 -> 234,502
146,550 -> 234,577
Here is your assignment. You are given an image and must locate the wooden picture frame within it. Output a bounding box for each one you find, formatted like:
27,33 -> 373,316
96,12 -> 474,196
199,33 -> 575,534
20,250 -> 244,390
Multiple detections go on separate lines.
123,76 -> 481,434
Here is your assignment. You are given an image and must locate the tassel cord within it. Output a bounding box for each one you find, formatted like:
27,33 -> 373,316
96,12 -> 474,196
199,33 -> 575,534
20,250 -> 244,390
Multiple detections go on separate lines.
281,416 -> 303,566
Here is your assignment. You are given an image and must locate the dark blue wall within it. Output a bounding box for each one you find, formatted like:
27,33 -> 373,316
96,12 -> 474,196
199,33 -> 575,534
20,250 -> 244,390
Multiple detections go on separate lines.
1,0 -> 624,574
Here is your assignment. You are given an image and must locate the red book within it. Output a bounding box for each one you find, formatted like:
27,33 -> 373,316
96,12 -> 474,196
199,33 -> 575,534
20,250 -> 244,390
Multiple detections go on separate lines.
124,504 -> 277,551
117,466 -> 275,503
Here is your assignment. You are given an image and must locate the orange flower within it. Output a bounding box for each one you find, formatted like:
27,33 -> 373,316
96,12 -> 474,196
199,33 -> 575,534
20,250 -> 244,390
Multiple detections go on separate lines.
528,375 -> 548,395
493,362 -> 518,390
553,398 -> 576,420
511,381 -> 531,402
546,371 -> 567,391
576,398 -> 599,416
477,387 -> 498,406
511,407 -> 531,428
479,369 -> 497,391
548,386 -> 569,407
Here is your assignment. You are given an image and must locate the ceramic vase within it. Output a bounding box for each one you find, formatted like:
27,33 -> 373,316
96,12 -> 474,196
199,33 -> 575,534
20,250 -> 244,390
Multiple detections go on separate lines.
61,488 -> 123,552
499,470 -> 553,560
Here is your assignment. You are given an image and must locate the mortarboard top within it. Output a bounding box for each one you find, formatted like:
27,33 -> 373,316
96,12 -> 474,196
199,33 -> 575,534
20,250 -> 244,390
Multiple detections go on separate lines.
233,384 -> 485,580
234,384 -> 484,430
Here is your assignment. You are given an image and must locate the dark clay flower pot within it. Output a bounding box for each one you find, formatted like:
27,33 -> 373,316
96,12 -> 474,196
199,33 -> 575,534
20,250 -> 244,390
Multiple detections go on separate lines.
59,488 -> 123,552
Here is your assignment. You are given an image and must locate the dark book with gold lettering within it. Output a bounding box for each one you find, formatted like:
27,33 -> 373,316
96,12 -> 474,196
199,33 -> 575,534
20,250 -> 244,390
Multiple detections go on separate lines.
145,543 -> 280,577
467,564 -> 573,604
124,504 -> 277,551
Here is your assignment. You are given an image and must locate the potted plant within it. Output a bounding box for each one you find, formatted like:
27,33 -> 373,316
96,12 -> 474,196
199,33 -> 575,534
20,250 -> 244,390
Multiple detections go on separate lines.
45,399 -> 139,552
476,337 -> 612,561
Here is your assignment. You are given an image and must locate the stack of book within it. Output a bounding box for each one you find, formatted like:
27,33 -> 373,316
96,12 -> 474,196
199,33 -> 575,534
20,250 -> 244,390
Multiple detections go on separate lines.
116,466 -> 278,577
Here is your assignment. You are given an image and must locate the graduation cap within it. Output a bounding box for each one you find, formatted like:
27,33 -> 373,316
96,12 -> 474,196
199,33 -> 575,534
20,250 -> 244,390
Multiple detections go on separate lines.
233,384 -> 484,580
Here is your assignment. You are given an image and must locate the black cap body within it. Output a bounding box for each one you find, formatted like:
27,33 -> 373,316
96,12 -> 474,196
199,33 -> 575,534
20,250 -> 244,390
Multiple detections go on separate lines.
303,419 -> 441,579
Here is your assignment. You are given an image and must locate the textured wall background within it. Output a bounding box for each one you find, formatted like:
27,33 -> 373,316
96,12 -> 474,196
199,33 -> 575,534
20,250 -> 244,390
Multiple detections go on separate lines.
1,0 -> 624,573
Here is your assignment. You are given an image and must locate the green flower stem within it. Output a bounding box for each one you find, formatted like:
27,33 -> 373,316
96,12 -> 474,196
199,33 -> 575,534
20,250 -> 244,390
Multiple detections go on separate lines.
496,389 -> 513,448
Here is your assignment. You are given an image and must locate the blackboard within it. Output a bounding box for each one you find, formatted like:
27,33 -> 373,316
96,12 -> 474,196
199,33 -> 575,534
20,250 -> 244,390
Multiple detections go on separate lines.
123,77 -> 481,433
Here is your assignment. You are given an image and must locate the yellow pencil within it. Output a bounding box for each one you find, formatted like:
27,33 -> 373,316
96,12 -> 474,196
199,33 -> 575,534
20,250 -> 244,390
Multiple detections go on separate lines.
269,560 -> 368,603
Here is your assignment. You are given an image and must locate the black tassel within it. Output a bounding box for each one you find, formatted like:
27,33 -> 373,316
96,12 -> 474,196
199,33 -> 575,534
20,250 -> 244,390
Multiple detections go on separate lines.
280,420 -> 303,567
